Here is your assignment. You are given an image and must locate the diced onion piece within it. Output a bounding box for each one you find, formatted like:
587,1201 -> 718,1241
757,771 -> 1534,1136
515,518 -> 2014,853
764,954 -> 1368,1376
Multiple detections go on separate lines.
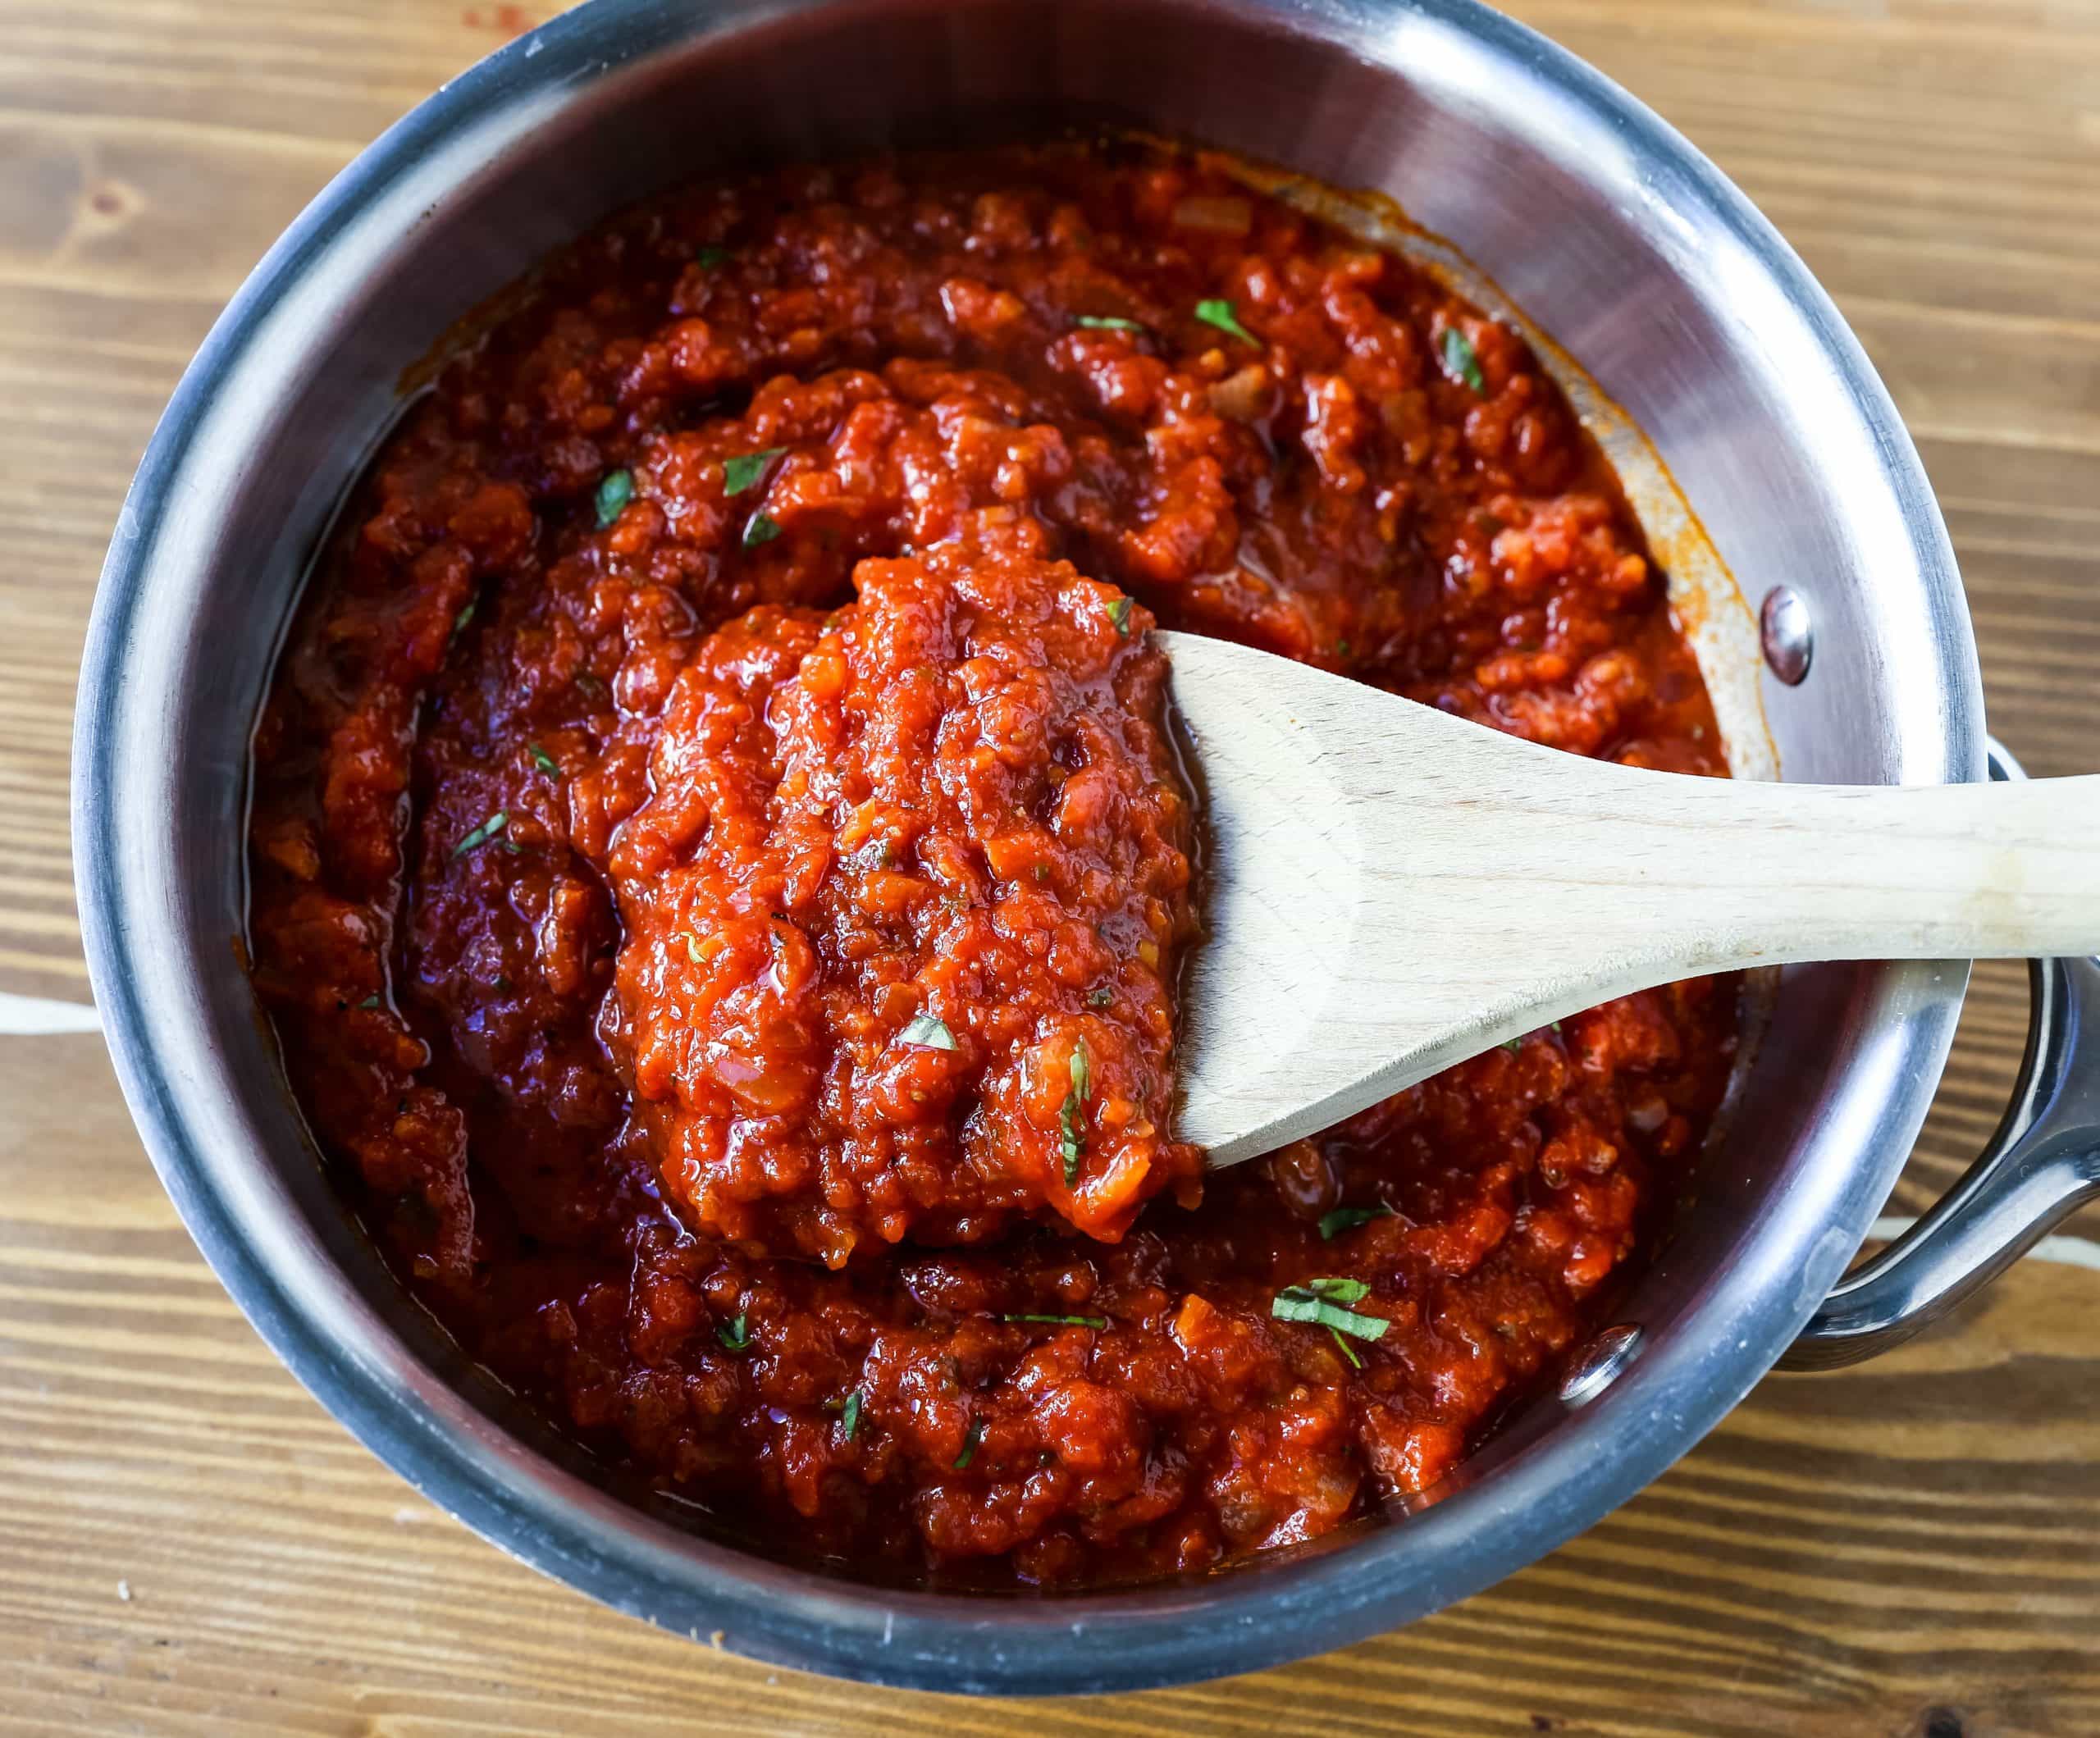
1208,364 -> 1270,423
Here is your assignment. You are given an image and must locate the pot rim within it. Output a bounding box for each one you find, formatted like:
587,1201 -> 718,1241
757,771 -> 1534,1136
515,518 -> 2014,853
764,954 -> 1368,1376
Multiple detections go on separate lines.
72,0 -> 1981,1695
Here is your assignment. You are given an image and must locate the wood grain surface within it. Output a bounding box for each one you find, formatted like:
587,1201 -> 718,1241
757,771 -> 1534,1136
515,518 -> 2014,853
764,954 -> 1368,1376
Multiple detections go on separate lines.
2,1 -> 2096,1731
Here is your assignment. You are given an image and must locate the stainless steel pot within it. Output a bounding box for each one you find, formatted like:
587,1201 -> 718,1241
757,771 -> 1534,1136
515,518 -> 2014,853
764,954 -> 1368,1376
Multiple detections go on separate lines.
72,0 -> 2100,1695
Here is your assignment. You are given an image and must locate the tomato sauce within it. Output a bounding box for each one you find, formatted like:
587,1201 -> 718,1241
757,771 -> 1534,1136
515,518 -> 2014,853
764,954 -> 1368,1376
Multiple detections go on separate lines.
248,139 -> 1737,1587
610,545 -> 1199,1266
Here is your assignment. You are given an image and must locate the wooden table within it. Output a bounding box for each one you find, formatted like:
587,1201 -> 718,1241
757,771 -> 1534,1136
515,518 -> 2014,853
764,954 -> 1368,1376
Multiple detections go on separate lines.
4,2 -> 2097,1731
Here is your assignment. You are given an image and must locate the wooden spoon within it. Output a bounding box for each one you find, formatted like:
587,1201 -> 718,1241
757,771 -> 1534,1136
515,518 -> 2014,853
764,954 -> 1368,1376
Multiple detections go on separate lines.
1161,630 -> 2100,1166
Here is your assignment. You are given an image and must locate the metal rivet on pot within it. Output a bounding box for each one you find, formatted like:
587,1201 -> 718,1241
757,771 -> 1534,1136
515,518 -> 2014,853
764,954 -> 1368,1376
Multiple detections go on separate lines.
1559,1324 -> 1642,1407
1760,585 -> 1813,685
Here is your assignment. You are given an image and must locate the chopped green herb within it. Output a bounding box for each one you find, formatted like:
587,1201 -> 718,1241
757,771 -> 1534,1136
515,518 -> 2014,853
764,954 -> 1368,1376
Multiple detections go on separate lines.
1194,298 -> 1258,345
527,742 -> 561,778
358,994 -> 381,1011
1500,1036 -> 1524,1055
1440,325 -> 1486,393
695,245 -> 731,268
1271,1278 -> 1389,1343
953,1416 -> 984,1470
685,934 -> 705,966
1059,1042 -> 1092,1184
1107,595 -> 1134,636
1550,1020 -> 1564,1036
1317,1202 -> 1396,1241
742,511 -> 783,549
1001,1313 -> 1109,1330
1329,1326 -> 1364,1370
452,600 -> 477,638
723,447 -> 785,497
575,671 -> 608,700
839,1389 -> 862,1441
899,1013 -> 957,1051
1335,639 -> 1352,658
595,468 -> 634,528
451,810 -> 509,858
716,1312 -> 750,1352
1074,314 -> 1146,332
1087,986 -> 1114,1009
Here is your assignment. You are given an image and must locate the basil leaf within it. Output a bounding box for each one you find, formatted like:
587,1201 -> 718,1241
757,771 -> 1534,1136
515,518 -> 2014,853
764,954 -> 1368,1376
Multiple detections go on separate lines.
953,1416 -> 984,1470
1107,596 -> 1133,636
1073,314 -> 1145,332
899,1013 -> 957,1051
1317,1202 -> 1395,1241
1271,1284 -> 1389,1341
716,1312 -> 751,1351
1060,1042 -> 1092,1183
1000,1312 -> 1109,1330
838,1390 -> 862,1441
723,447 -> 785,497
595,468 -> 634,528
1440,326 -> 1486,393
1087,986 -> 1113,1008
527,742 -> 560,778
451,810 -> 509,858
357,994 -> 381,1011
1329,1326 -> 1363,1370
742,511 -> 783,549
1194,298 -> 1258,345
695,245 -> 731,268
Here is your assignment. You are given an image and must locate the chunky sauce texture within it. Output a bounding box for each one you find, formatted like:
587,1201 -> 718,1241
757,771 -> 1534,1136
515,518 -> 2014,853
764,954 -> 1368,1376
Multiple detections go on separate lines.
611,545 -> 1200,1265
249,141 -> 1737,1587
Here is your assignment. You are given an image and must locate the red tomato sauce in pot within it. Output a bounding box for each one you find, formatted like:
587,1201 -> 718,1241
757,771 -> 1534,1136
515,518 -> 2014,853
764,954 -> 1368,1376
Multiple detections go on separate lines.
247,139 -> 1737,1587
609,545 -> 1200,1265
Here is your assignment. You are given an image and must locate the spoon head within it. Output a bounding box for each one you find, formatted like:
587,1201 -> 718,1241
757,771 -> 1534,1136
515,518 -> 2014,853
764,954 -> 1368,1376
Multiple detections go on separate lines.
1160,631 -> 1666,1166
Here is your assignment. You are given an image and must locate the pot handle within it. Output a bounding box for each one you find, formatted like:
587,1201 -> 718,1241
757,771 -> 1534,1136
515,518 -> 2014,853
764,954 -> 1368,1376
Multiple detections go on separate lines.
1782,738 -> 2100,1370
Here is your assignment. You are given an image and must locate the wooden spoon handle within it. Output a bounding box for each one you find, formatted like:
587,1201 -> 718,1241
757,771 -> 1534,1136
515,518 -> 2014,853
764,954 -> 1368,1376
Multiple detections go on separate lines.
1360,767 -> 2100,981
1159,630 -> 2100,1163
